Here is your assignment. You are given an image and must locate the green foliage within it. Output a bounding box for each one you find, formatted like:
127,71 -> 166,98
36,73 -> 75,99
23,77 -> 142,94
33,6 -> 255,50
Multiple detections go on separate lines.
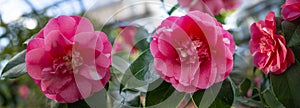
261,89 -> 285,108
1,50 -> 26,78
282,20 -> 300,47
239,78 -> 251,96
270,64 -> 300,108
192,79 -> 234,108
67,100 -> 90,108
145,79 -> 176,107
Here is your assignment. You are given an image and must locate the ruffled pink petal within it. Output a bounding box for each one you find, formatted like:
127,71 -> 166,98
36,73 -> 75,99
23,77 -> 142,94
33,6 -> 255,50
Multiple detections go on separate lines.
78,65 -> 101,80
188,11 -> 218,45
36,29 -> 45,38
265,11 -> 276,32
282,3 -> 300,21
96,53 -> 111,68
157,39 -> 177,57
26,48 -> 53,80
173,82 -> 198,93
195,61 -> 214,89
74,75 -> 92,98
41,75 -> 73,94
74,32 -> 97,50
57,82 -> 81,103
44,30 -> 72,58
44,16 -> 77,40
73,32 -> 97,65
286,48 -> 295,64
95,32 -> 104,52
27,38 -> 45,52
71,16 -> 94,35
96,32 -> 111,54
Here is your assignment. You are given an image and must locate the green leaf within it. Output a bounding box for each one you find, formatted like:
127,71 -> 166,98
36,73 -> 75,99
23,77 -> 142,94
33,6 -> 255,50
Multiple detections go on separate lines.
46,100 -> 67,108
192,79 -> 234,108
133,26 -> 149,46
287,27 -> 300,47
282,20 -> 300,47
121,49 -> 158,88
1,50 -> 27,78
129,49 -> 153,80
270,64 -> 300,108
67,100 -> 90,108
134,38 -> 149,52
282,19 -> 296,43
214,14 -> 226,24
239,78 -> 251,96
235,97 -> 263,108
262,89 -> 285,108
145,79 -> 176,106
291,46 -> 300,63
251,88 -> 260,101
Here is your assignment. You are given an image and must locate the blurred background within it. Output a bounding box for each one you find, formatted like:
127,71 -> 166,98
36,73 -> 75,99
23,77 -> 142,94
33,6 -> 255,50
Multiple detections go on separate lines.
0,0 -> 283,107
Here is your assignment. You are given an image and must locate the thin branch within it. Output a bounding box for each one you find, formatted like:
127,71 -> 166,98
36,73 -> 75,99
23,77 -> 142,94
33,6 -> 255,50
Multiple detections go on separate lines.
78,0 -> 86,13
24,0 -> 38,15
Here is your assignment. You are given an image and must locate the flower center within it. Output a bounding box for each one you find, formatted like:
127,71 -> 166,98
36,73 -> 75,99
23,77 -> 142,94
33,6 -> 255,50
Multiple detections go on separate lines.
51,51 -> 83,74
259,36 -> 275,54
176,38 -> 210,64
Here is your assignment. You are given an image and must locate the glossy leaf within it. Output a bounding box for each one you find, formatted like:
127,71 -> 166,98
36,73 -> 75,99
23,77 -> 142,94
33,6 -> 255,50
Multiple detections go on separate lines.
67,100 -> 90,108
282,20 -> 300,47
134,38 -> 150,52
145,79 -> 176,107
122,49 -> 156,82
239,78 -> 251,96
270,64 -> 300,108
1,50 -> 27,78
192,79 -> 234,108
262,89 -> 285,108
291,46 -> 300,63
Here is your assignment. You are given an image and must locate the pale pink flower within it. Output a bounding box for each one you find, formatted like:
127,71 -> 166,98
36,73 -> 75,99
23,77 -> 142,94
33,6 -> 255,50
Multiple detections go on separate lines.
113,26 -> 138,54
25,16 -> 112,103
178,0 -> 242,15
18,85 -> 29,99
150,11 -> 235,93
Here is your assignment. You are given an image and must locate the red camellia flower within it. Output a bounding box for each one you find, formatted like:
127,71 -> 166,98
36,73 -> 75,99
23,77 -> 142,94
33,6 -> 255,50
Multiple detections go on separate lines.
178,0 -> 242,15
150,11 -> 235,93
249,11 -> 295,74
282,0 -> 300,21
25,16 -> 112,103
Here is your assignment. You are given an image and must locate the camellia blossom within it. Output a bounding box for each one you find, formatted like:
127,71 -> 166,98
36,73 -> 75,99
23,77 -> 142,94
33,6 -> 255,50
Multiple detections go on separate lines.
178,0 -> 242,15
150,11 -> 235,93
249,11 -> 295,74
18,85 -> 30,99
25,16 -> 112,103
113,26 -> 138,54
281,0 -> 300,21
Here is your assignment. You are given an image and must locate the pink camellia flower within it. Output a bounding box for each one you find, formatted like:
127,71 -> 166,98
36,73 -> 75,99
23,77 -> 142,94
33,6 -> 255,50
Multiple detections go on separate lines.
249,11 -> 295,74
150,11 -> 235,93
178,0 -> 242,15
18,85 -> 29,99
282,0 -> 300,21
25,16 -> 112,103
113,26 -> 138,54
